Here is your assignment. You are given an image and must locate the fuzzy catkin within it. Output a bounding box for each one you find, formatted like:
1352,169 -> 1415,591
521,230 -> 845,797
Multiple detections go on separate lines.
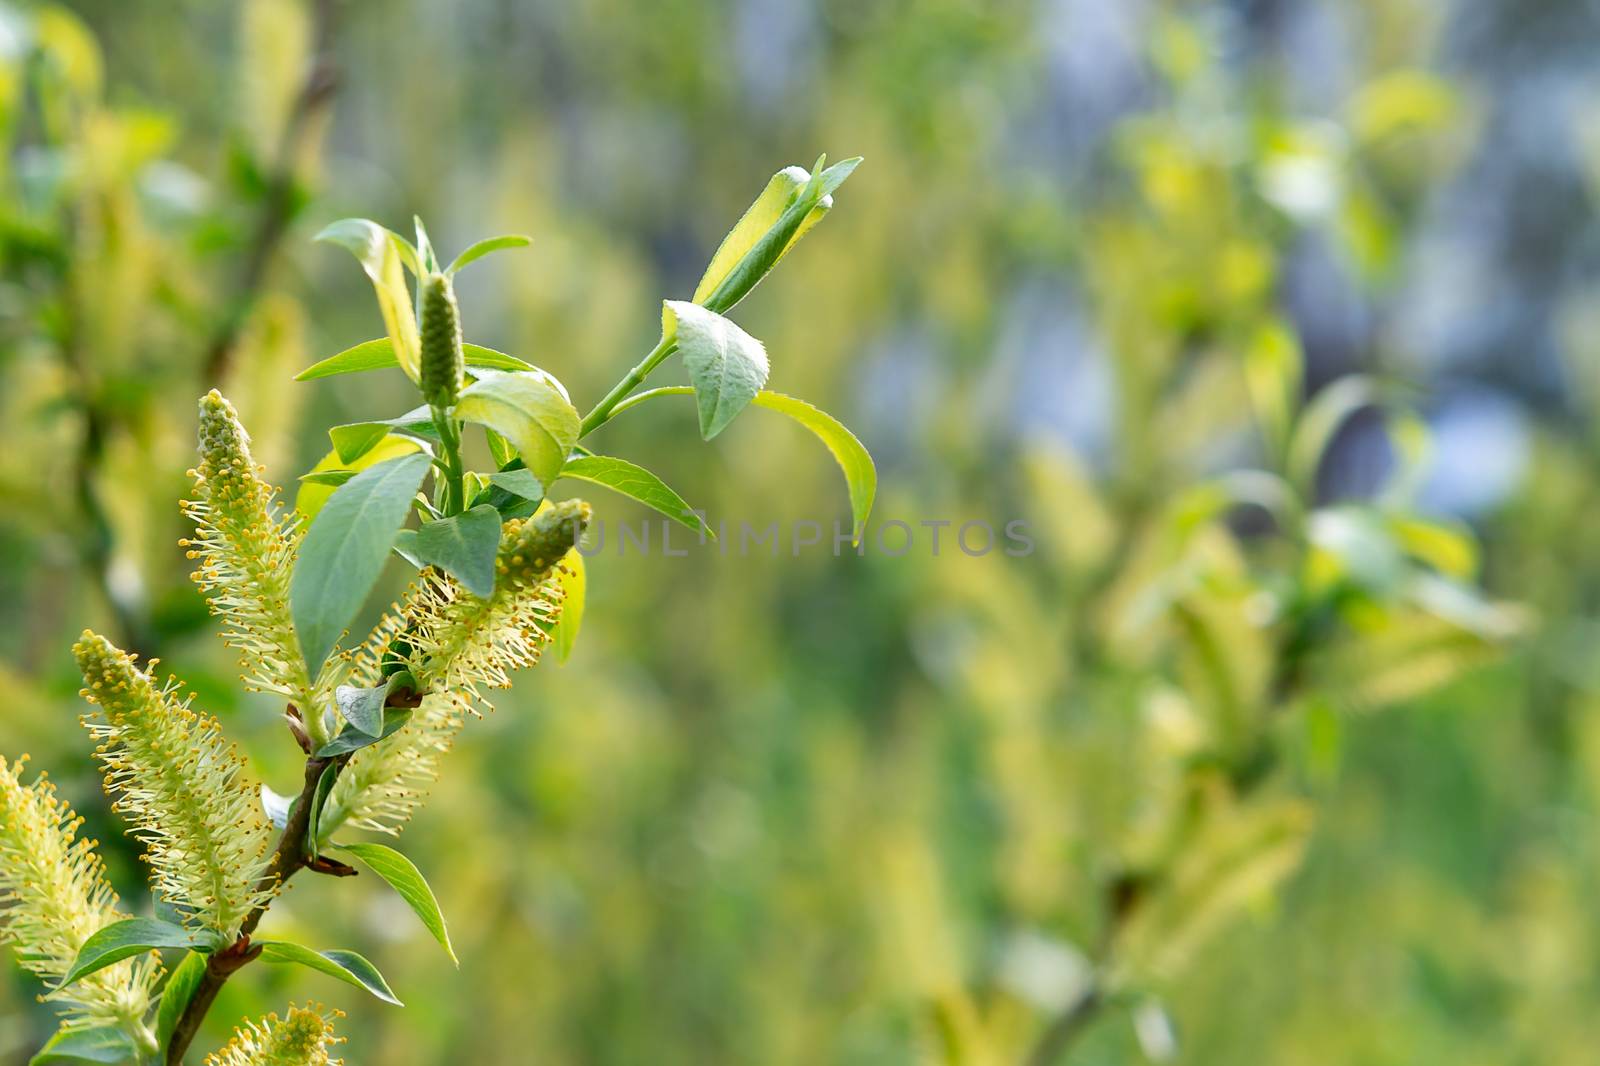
315,501 -> 589,839
74,632 -> 274,940
0,756 -> 159,1032
184,391 -> 333,719
203,1003 -> 343,1066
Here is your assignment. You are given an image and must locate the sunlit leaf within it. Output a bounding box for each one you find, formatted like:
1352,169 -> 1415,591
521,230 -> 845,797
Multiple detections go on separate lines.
559,455 -> 711,538
332,842 -> 458,965
315,219 -> 421,383
447,234 -> 531,276
455,369 -> 580,485
666,300 -> 769,440
256,941 -> 403,1005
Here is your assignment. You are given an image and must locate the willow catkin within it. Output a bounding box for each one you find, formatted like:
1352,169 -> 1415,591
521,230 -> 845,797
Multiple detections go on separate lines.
419,271 -> 464,409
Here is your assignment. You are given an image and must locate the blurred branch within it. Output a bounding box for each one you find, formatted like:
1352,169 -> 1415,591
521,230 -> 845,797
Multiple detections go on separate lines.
1025,983 -> 1103,1066
201,0 -> 340,384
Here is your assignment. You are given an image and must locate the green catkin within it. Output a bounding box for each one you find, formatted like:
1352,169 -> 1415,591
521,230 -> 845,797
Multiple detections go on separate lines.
419,271 -> 464,409
0,756 -> 159,1036
316,501 -> 589,839
73,632 -> 274,940
184,391 -> 334,719
203,1003 -> 344,1066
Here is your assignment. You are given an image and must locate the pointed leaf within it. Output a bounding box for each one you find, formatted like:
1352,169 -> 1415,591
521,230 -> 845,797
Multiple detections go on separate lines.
60,918 -> 221,988
751,392 -> 875,540
447,234 -> 532,276
336,679 -> 390,737
455,369 -> 580,485
296,436 -> 423,523
559,455 -> 711,538
488,468 -> 544,502
305,761 -> 339,859
256,941 -> 403,1005
666,301 -> 769,440
315,708 -> 412,759
30,1026 -> 135,1065
292,452 -> 432,672
400,504 -> 502,597
154,951 -> 207,1054
297,338 -> 537,381
316,219 -> 421,383
332,842 -> 457,965
692,167 -> 809,304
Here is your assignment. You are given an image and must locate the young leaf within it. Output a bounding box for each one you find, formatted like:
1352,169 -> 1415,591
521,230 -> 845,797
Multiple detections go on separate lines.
455,369 -> 580,485
291,451 -> 432,672
488,468 -> 544,502
692,166 -> 809,304
559,455 -> 711,538
447,233 -> 532,276
336,679 -> 391,737
305,762 -> 339,859
485,427 -> 518,468
331,842 -> 457,965
296,436 -> 424,523
700,156 -> 862,315
315,708 -> 412,759
665,301 -> 769,440
400,504 -> 502,597
299,470 -> 358,488
256,941 -> 404,1005
29,1026 -> 135,1066
750,392 -> 875,541
549,547 -> 584,664
315,219 -> 421,383
296,338 -> 537,381
153,950 -> 207,1053
260,783 -> 295,829
329,408 -> 439,465
59,918 -> 221,988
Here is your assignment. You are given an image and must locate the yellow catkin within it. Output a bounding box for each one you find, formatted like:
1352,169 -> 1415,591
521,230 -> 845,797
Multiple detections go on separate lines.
73,632 -> 274,940
203,1003 -> 344,1066
315,501 -> 589,840
0,756 -> 159,1033
184,390 -> 338,719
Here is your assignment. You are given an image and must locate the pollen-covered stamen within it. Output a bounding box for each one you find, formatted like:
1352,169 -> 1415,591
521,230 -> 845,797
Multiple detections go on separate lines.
185,390 -> 339,728
316,500 -> 590,840
73,631 -> 275,940
203,1002 -> 345,1066
0,755 -> 159,1033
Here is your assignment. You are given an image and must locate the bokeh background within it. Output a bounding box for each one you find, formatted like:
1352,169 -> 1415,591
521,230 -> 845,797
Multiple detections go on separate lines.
1,0 -> 1598,1062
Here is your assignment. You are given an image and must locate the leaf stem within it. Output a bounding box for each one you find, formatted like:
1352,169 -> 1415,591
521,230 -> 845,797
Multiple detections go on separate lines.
431,408 -> 466,516
578,336 -> 677,439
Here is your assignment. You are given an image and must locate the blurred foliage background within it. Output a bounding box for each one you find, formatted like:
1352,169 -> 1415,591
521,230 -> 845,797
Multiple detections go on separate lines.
0,0 -> 1597,1062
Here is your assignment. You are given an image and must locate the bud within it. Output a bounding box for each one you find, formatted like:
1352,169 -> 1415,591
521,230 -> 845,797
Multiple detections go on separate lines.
74,631 -> 274,939
419,271 -> 464,409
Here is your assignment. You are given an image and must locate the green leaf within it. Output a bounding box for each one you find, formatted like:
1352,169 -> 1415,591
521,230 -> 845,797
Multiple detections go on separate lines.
413,215 -> 439,275
751,392 -> 876,540
305,761 -> 339,859
559,455 -> 711,538
296,338 -> 537,381
296,436 -> 423,523
549,547 -> 584,664
315,708 -> 412,759
692,167 -> 809,304
666,301 -> 769,440
59,918 -> 220,989
331,842 -> 458,965
292,452 -> 432,672
1288,376 -> 1384,497
154,950 -> 207,1054
488,468 -> 544,502
29,1026 -> 135,1065
447,234 -> 531,276
299,470 -> 358,488
484,427 -> 518,468
256,941 -> 403,1005
336,679 -> 390,737
399,504 -> 502,597
316,219 -> 421,383
700,155 -> 862,315
455,369 -> 580,485
329,422 -> 393,465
